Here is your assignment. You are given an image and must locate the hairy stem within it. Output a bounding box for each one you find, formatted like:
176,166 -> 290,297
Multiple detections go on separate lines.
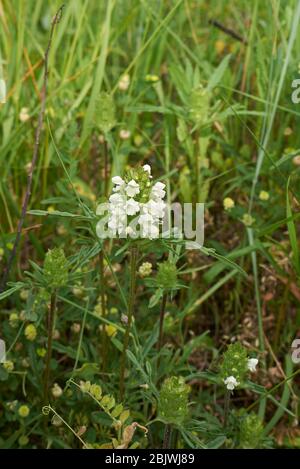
157,292 -> 167,352
43,290 -> 57,405
119,245 -> 138,399
223,389 -> 230,429
163,424 -> 172,449
99,249 -> 107,370
0,5 -> 64,292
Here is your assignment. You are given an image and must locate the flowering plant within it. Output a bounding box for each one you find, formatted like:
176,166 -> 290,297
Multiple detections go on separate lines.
97,164 -> 166,240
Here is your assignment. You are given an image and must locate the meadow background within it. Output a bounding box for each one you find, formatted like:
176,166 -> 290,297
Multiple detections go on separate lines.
0,0 -> 300,449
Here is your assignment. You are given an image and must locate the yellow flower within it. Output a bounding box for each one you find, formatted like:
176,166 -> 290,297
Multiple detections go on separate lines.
259,190 -> 269,201
36,347 -> 46,357
19,107 -> 30,122
133,134 -> 143,147
51,383 -> 63,398
105,324 -> 117,338
90,383 -> 102,399
20,289 -> 29,301
3,360 -> 14,372
9,312 -> 19,328
118,74 -> 130,91
0,247 -> 4,260
138,262 -> 153,277
24,324 -> 37,341
145,74 -> 159,82
18,405 -> 30,418
293,155 -> 300,166
215,40 -> 225,54
242,214 -> 255,227
223,197 -> 235,211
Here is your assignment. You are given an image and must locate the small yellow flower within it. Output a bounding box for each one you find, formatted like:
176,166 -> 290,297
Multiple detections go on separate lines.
105,324 -> 117,338
71,323 -> 81,334
133,134 -> 143,147
145,74 -> 159,82
242,213 -> 255,227
138,262 -> 153,277
90,383 -> 102,399
18,405 -> 30,418
0,247 -> 4,260
215,40 -> 225,54
19,107 -> 30,122
80,380 -> 91,393
47,205 -> 55,213
51,383 -> 63,398
9,312 -> 19,328
284,127 -> 292,136
24,324 -> 37,341
6,242 -> 13,250
293,155 -> 300,166
20,289 -> 29,301
36,347 -> 46,357
259,190 -> 269,201
57,224 -> 67,236
3,360 -> 14,372
118,74 -> 130,91
223,197 -> 235,211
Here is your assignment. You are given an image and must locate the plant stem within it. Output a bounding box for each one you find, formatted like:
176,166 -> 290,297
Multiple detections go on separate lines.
223,389 -> 230,429
99,249 -> 108,371
157,292 -> 167,352
163,424 -> 172,449
43,290 -> 57,405
0,6 -> 64,293
103,138 -> 109,197
119,245 -> 138,399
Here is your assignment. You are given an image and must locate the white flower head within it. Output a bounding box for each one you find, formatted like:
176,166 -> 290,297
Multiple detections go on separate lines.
109,193 -> 126,206
142,199 -> 165,219
224,376 -> 239,391
151,181 -> 166,200
119,129 -> 131,140
143,164 -> 152,176
126,198 -> 140,216
125,179 -> 140,198
112,176 -> 125,186
247,358 -> 258,373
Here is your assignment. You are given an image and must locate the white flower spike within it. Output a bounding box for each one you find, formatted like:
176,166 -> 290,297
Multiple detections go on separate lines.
247,358 -> 258,372
224,376 -> 239,391
112,176 -> 125,186
125,179 -> 140,197
143,164 -> 152,175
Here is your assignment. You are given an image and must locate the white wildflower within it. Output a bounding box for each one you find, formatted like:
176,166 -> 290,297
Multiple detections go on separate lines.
224,376 -> 239,391
119,129 -> 131,140
143,164 -> 152,176
126,198 -> 140,216
151,181 -> 166,200
247,358 -> 258,373
125,179 -> 140,197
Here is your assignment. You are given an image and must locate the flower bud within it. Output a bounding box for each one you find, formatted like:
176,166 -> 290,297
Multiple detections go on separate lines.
158,376 -> 190,425
43,248 -> 68,289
